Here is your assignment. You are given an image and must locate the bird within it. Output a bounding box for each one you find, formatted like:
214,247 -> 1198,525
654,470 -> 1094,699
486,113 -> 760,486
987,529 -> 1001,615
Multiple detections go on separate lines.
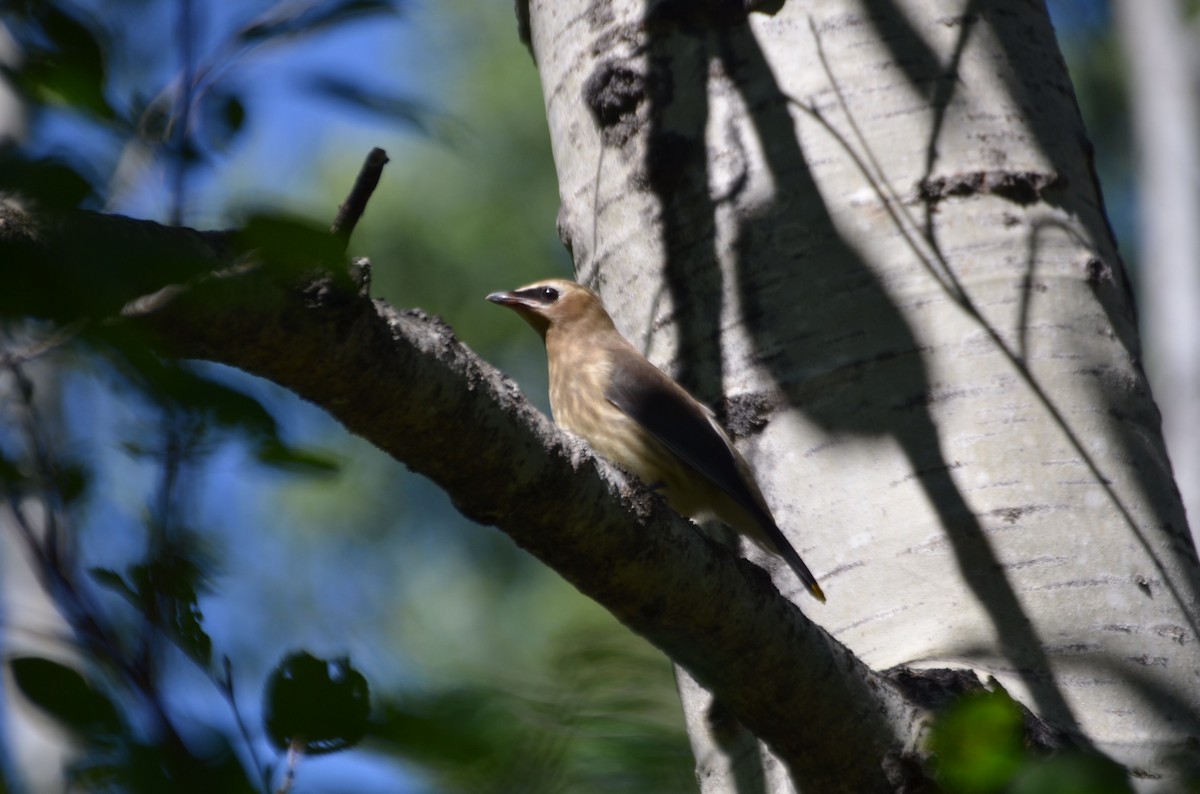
487,278 -> 825,602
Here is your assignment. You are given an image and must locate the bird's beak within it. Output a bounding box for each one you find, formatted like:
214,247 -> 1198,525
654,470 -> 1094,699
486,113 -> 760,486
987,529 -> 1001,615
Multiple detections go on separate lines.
487,289 -> 551,336
486,290 -> 519,306
486,290 -> 538,311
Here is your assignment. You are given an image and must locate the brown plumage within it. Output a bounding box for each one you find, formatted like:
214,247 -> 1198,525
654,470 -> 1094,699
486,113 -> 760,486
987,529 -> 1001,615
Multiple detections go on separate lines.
487,279 -> 825,602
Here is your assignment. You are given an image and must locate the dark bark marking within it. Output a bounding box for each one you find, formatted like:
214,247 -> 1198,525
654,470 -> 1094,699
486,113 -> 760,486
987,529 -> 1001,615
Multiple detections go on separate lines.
917,170 -> 1066,206
583,61 -> 648,147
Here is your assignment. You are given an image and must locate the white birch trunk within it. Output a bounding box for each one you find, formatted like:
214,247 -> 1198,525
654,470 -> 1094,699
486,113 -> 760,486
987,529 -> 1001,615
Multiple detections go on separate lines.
526,0 -> 1200,788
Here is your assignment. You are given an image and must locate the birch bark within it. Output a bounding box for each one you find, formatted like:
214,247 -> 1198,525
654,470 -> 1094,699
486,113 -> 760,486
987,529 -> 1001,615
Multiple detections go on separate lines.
526,0 -> 1200,787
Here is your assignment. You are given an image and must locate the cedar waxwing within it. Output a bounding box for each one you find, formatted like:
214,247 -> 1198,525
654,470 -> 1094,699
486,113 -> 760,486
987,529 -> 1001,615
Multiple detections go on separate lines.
487,279 -> 825,602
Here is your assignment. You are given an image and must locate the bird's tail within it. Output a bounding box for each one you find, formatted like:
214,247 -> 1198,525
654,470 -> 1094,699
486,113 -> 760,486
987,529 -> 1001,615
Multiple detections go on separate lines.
778,541 -> 826,603
713,488 -> 826,602
752,512 -> 826,602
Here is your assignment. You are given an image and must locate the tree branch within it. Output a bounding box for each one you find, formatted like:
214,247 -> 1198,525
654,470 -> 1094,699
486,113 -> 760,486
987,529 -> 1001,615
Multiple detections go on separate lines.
0,199 -> 920,790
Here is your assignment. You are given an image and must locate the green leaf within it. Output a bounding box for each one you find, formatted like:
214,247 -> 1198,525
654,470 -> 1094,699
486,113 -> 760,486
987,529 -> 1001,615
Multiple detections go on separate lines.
9,656 -> 122,735
237,212 -> 346,275
0,154 -> 97,209
0,449 -> 86,503
170,594 -> 212,667
203,92 -> 247,153
55,460 -> 90,505
105,349 -> 341,482
0,451 -> 27,489
255,439 -> 341,475
127,546 -> 214,667
263,651 -> 370,755
21,5 -> 115,120
931,690 -> 1024,793
102,350 -> 280,446
89,567 -> 139,602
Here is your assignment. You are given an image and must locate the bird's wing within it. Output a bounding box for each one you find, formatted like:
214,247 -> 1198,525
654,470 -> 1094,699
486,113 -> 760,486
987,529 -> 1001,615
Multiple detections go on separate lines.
605,346 -> 826,601
603,347 -> 770,523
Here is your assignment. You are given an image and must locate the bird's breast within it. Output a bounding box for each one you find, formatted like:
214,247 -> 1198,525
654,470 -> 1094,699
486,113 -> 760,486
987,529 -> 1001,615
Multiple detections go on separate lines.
547,353 -> 709,519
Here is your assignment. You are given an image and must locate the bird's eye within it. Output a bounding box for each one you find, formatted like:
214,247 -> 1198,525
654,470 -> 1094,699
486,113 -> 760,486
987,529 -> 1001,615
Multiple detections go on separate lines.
540,287 -> 559,301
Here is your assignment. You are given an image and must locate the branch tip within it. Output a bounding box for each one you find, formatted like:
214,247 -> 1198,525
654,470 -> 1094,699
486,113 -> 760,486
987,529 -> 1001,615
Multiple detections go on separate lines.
331,147 -> 390,246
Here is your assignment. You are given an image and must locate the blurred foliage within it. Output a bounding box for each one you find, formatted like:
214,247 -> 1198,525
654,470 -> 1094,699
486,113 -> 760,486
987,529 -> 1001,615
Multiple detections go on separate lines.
931,690 -> 1134,794
9,656 -> 258,793
1,1 -> 686,793
370,625 -> 695,794
1,0 -> 408,214
9,657 -> 122,738
91,522 -> 217,669
263,652 -> 370,755
932,691 -> 1025,792
236,211 -> 352,278
4,2 -> 116,122
0,151 -> 96,207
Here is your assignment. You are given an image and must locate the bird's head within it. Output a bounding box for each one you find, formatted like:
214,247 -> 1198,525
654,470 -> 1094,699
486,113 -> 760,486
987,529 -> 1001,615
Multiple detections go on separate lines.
486,279 -> 613,339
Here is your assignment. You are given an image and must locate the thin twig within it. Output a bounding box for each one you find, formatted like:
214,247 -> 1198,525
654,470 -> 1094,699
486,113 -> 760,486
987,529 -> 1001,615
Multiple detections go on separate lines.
331,147 -> 390,247
220,655 -> 273,794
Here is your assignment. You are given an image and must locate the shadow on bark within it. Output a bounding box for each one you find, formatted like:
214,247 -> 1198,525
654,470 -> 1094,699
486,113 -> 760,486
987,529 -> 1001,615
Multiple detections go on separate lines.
714,16 -> 1090,748
639,5 -> 772,789
631,0 -> 1095,764
855,1 -> 1200,623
